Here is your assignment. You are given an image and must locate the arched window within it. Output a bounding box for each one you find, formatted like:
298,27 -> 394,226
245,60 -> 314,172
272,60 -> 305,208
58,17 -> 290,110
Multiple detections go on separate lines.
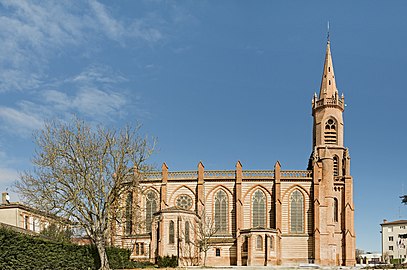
214,190 -> 228,233
290,190 -> 304,234
252,190 -> 266,228
169,220 -> 175,244
334,198 -> 339,222
333,156 -> 339,176
256,235 -> 263,250
145,191 -> 158,233
324,119 -> 337,145
176,194 -> 193,210
185,221 -> 190,243
125,192 -> 133,235
270,235 -> 274,250
242,237 -> 248,252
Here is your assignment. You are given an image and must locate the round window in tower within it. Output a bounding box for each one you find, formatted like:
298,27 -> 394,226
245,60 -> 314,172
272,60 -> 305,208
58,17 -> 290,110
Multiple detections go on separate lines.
176,194 -> 193,210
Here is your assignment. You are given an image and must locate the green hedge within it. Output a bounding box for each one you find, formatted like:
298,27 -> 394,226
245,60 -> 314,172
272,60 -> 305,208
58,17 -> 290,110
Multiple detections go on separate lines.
0,227 -> 152,270
157,255 -> 178,268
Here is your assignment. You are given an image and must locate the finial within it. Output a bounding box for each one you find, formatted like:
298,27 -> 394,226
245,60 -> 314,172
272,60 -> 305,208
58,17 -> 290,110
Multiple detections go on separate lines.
327,21 -> 330,42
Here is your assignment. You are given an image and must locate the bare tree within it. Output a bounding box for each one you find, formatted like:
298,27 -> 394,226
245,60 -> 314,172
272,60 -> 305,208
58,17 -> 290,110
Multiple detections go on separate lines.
195,210 -> 218,266
178,217 -> 199,266
16,118 -> 155,270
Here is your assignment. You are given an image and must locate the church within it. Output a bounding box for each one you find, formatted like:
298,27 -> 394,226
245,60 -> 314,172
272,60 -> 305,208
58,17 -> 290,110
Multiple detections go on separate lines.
109,39 -> 356,266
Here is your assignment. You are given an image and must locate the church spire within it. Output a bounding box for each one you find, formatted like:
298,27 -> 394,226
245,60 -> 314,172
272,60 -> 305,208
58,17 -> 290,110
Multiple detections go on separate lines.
319,40 -> 338,99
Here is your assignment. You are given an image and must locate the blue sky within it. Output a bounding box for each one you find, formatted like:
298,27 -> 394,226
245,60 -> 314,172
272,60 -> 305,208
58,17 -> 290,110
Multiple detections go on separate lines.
1,0 -> 406,252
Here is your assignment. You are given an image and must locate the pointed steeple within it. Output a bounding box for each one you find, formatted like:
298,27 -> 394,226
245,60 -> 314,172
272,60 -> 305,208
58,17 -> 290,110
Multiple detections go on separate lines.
319,40 -> 338,99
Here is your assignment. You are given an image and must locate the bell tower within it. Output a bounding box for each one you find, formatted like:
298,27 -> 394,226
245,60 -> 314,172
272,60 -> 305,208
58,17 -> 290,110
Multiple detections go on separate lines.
310,39 -> 355,266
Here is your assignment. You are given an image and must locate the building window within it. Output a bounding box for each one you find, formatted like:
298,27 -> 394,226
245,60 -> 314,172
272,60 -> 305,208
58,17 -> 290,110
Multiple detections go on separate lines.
290,190 -> 304,234
324,119 -> 337,145
32,218 -> 36,232
252,190 -> 266,228
176,194 -> 193,210
145,191 -> 158,233
270,235 -> 274,250
140,243 -> 144,255
242,237 -> 248,252
256,235 -> 263,250
215,248 -> 221,257
334,198 -> 339,222
388,227 -> 393,232
24,216 -> 29,230
185,221 -> 190,243
401,226 -> 406,229
389,246 -> 394,251
333,156 -> 339,176
125,192 -> 133,235
214,190 -> 228,233
169,220 -> 175,244
135,243 -> 145,256
389,236 -> 394,241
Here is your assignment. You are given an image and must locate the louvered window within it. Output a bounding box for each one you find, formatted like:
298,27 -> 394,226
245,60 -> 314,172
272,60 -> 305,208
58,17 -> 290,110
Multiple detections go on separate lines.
333,156 -> 339,176
324,119 -> 337,144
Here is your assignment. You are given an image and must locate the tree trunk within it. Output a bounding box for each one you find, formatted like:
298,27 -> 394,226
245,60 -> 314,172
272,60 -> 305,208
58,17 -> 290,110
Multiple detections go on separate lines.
95,237 -> 110,270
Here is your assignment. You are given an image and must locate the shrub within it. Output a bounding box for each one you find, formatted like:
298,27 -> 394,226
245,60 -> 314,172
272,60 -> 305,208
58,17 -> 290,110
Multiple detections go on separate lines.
0,227 -> 152,269
157,255 -> 178,268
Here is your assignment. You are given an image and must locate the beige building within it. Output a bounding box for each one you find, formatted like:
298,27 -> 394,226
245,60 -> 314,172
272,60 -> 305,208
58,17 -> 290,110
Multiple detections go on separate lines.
110,40 -> 356,267
381,219 -> 407,263
0,192 -> 65,234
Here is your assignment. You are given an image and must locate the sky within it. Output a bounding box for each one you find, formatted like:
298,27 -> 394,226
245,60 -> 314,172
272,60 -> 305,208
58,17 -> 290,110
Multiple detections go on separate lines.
0,0 -> 406,253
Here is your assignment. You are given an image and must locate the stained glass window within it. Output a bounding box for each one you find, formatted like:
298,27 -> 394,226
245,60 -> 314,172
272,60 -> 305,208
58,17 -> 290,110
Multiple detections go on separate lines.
125,192 -> 133,235
214,190 -> 228,233
146,191 -> 157,233
290,190 -> 304,233
169,220 -> 175,244
256,235 -> 263,250
176,194 -> 193,210
252,190 -> 266,228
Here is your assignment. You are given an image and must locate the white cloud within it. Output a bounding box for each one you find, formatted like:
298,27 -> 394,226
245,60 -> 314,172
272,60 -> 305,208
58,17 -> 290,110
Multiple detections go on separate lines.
89,0 -> 124,41
0,0 -> 164,93
42,88 -> 127,120
72,65 -> 127,85
0,106 -> 44,135
74,88 -> 127,118
0,86 -> 129,136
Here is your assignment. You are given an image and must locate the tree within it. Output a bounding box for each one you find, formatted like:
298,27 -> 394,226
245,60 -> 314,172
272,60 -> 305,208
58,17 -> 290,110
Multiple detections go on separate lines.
16,118 -> 155,270
39,222 -> 73,242
195,209 -> 218,266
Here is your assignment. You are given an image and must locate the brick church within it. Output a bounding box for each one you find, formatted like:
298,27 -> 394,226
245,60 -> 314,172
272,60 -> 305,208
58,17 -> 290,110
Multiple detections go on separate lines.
109,39 -> 356,266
